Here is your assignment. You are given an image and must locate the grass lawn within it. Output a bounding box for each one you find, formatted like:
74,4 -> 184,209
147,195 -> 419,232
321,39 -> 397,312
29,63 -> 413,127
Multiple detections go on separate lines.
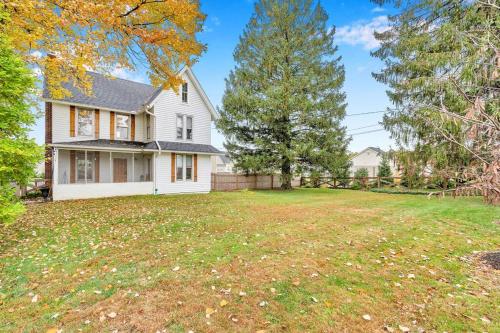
1,189 -> 499,332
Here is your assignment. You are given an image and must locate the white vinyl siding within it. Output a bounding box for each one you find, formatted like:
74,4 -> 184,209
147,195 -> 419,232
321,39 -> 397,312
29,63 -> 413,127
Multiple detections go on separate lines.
156,153 -> 211,194
153,74 -> 211,144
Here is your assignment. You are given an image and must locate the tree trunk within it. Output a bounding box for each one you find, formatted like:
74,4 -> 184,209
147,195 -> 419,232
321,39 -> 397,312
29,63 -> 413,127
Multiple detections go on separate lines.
281,157 -> 292,190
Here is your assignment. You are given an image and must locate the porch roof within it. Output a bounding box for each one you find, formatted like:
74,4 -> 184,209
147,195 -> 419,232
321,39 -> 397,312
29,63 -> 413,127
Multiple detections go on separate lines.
50,139 -> 223,155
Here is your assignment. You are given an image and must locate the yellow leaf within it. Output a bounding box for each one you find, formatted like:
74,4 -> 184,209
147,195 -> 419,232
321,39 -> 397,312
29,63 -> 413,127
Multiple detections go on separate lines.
220,299 -> 228,307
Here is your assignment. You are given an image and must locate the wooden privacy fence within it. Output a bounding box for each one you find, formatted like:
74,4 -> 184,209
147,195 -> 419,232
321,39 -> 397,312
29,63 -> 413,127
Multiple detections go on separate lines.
299,176 -> 458,190
211,173 -> 301,191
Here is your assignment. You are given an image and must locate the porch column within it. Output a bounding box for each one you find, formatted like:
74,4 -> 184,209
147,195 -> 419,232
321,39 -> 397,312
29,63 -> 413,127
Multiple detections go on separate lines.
110,151 -> 113,183
53,148 -> 58,186
132,152 -> 135,183
84,150 -> 88,184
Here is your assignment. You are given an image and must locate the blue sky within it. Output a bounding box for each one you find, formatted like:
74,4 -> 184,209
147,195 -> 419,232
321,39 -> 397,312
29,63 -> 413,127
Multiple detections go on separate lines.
31,0 -> 397,153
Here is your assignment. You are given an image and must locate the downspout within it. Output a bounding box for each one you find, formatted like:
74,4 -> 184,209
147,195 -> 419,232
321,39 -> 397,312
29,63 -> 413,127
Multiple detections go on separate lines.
144,108 -> 160,194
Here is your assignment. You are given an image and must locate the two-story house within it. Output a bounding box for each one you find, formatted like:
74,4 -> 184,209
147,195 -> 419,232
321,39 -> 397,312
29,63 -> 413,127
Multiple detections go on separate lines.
43,67 -> 221,200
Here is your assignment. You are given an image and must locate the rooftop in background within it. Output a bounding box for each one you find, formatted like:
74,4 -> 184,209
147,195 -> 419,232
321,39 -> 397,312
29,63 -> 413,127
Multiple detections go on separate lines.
42,71 -> 162,113
367,147 -> 385,155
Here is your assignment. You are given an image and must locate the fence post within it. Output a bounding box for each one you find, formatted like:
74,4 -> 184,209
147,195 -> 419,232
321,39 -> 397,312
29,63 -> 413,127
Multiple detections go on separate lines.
271,174 -> 274,189
377,176 -> 381,188
334,178 -> 337,188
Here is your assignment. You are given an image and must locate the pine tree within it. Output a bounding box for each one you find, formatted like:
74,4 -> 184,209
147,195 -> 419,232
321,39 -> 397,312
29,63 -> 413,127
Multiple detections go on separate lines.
217,0 -> 349,189
372,0 -> 499,204
377,154 -> 393,184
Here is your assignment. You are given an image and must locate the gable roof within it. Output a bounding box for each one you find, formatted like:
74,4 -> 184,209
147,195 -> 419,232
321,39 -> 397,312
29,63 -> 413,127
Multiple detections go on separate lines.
42,67 -> 218,118
367,147 -> 385,155
42,71 -> 158,113
144,66 -> 218,120
350,146 -> 386,160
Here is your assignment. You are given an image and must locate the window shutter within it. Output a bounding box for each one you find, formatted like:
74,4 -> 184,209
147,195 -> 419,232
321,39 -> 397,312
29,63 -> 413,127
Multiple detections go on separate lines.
131,114 -> 136,141
194,154 -> 198,182
171,152 -> 176,182
70,150 -> 76,183
110,111 -> 115,140
70,105 -> 75,137
95,109 -> 100,138
95,151 -> 100,183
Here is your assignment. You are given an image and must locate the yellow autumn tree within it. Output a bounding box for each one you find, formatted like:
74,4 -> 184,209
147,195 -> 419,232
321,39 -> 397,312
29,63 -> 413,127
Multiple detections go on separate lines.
1,0 -> 206,98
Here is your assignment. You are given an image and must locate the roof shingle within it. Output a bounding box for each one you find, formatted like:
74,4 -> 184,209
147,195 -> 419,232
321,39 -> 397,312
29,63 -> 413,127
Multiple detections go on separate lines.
51,139 -> 222,154
43,72 -> 158,112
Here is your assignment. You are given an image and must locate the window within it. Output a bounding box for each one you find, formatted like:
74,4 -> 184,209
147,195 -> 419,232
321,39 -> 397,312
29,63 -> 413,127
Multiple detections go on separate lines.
175,154 -> 193,181
176,154 -> 183,180
77,109 -> 94,137
176,115 -> 184,139
76,151 -> 95,183
182,82 -> 188,103
116,114 -> 129,140
146,114 -> 151,140
186,116 -> 193,140
185,155 -> 193,180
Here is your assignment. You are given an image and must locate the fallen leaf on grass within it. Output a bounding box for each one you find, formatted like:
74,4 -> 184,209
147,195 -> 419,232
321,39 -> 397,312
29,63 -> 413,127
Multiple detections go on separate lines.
220,299 -> 228,307
362,314 -> 371,321
206,307 -> 216,318
399,325 -> 410,332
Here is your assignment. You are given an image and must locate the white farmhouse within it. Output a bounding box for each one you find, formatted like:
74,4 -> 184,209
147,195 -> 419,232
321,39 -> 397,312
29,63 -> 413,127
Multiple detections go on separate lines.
43,67 -> 222,200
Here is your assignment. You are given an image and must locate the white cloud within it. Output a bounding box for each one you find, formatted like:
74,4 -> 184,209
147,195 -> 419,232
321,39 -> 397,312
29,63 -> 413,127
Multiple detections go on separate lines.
335,16 -> 390,50
110,66 -> 147,83
211,16 -> 220,26
371,6 -> 385,13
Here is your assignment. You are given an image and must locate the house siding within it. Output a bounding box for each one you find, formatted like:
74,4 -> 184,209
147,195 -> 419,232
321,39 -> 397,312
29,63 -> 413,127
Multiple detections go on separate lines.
153,73 -> 211,145
156,153 -> 211,194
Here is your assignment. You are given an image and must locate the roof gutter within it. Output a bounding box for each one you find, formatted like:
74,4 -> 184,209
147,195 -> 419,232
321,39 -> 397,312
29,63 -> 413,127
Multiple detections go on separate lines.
144,108 -> 161,154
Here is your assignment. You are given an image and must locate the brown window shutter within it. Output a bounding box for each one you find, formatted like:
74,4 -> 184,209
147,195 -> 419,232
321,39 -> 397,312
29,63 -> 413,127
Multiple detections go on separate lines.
194,154 -> 198,182
131,114 -> 136,141
171,152 -> 176,182
95,109 -> 100,138
95,151 -> 100,183
70,150 -> 76,183
110,111 -> 115,140
70,105 -> 75,137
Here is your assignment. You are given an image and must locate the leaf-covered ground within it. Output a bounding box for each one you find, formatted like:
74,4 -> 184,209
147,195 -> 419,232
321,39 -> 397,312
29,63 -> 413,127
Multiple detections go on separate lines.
1,189 -> 498,332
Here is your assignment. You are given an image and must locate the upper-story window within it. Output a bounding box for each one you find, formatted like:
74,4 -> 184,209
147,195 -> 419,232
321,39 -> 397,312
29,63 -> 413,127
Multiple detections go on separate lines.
77,109 -> 94,137
176,115 -> 193,140
176,115 -> 184,139
116,114 -> 129,140
146,114 -> 151,140
182,82 -> 188,103
186,116 -> 193,140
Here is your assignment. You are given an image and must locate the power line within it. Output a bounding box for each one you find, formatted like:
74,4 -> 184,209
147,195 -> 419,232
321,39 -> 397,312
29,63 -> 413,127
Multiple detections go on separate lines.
346,123 -> 381,132
345,110 -> 386,117
349,128 -> 386,136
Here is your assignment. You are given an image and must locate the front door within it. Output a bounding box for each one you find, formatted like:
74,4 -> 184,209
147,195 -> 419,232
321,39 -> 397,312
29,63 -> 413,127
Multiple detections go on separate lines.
113,158 -> 127,183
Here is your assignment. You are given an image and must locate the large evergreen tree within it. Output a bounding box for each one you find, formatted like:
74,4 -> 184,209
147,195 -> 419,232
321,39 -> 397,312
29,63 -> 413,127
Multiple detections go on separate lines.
372,0 -> 499,204
217,0 -> 349,189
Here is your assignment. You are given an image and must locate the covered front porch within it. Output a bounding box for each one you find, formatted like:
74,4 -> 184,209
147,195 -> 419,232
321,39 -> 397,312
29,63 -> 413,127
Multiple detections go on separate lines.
52,148 -> 155,200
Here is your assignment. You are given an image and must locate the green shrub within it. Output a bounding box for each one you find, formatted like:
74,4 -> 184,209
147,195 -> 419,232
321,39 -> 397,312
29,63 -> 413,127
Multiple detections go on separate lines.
353,168 -> 369,190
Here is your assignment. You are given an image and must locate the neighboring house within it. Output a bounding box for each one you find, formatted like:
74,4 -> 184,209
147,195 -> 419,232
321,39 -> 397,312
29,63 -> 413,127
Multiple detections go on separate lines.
43,67 -> 222,200
350,147 -> 398,177
211,153 -> 235,173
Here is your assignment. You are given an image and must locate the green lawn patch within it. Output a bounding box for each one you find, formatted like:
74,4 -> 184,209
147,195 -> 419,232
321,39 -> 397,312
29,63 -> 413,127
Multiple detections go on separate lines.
0,189 -> 498,332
